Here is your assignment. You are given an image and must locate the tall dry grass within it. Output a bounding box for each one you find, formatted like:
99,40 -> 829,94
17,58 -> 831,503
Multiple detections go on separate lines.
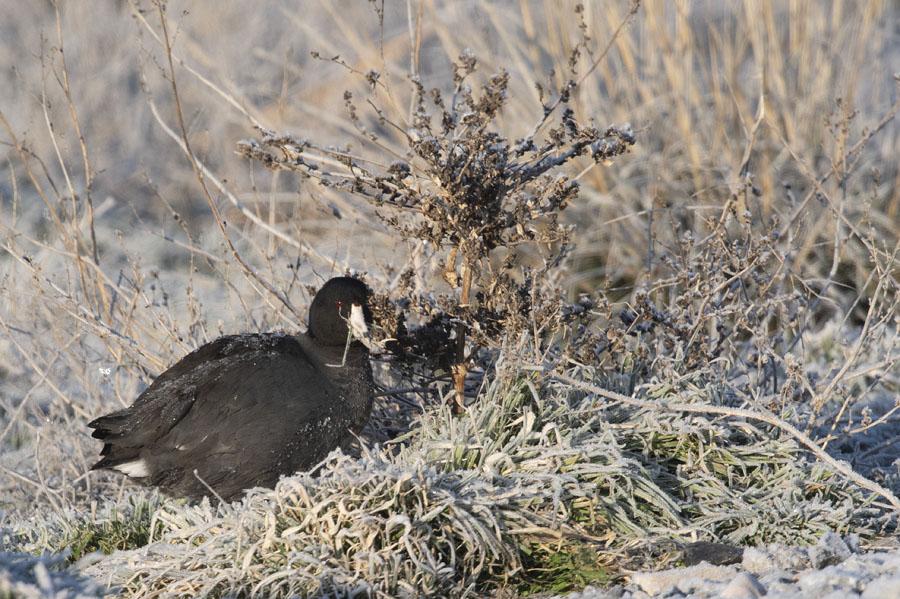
0,0 -> 898,595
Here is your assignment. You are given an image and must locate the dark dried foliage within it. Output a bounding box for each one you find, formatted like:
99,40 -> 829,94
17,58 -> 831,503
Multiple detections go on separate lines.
238,52 -> 635,395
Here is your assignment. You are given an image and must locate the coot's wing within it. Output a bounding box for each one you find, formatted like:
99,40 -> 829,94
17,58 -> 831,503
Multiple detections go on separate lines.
88,334 -> 343,498
88,335 -> 257,453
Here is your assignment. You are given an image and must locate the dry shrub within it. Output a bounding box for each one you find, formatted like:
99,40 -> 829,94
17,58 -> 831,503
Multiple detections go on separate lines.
237,46 -> 635,412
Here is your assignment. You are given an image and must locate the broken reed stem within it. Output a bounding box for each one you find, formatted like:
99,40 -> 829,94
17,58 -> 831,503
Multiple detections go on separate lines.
451,259 -> 473,414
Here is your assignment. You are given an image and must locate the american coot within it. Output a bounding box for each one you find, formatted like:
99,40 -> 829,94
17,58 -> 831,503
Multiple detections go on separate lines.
88,277 -> 374,501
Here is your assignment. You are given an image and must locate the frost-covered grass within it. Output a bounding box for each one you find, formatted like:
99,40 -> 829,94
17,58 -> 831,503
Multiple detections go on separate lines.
5,359 -> 891,597
1,1 -> 898,597
0,552 -> 102,599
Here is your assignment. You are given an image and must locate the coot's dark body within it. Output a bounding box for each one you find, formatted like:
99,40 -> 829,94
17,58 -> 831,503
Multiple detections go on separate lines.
88,277 -> 373,501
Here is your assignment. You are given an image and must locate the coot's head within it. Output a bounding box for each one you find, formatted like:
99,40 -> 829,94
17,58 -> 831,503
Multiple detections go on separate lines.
308,277 -> 372,346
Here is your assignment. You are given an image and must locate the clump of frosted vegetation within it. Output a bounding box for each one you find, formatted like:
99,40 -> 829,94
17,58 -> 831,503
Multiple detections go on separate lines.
5,360 -> 870,597
1,1 -> 898,597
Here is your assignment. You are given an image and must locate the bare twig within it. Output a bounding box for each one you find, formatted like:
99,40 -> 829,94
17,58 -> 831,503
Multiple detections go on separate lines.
152,1 -> 303,319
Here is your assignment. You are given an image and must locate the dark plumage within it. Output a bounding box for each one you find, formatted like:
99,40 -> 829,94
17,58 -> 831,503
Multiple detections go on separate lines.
88,276 -> 374,501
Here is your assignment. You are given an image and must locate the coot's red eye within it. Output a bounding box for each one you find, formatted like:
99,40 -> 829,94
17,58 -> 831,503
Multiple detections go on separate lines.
335,300 -> 343,309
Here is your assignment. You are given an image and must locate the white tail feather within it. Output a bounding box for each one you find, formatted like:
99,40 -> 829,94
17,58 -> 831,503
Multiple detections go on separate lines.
113,459 -> 150,478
